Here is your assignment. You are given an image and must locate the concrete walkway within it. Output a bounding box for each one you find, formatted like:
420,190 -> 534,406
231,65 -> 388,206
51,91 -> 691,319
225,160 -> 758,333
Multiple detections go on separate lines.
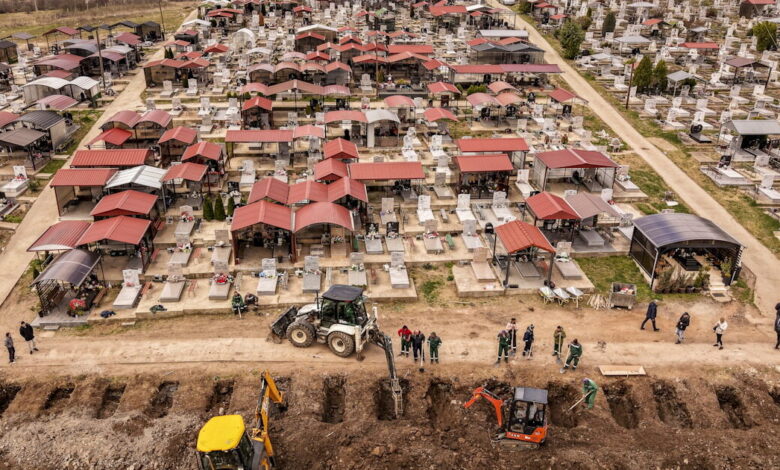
502,11 -> 780,316
0,9 -> 199,314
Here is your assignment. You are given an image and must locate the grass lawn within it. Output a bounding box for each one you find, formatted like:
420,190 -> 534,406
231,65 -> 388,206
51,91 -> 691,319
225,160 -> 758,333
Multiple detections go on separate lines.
62,110 -> 101,155
39,158 -> 65,174
577,256 -> 657,302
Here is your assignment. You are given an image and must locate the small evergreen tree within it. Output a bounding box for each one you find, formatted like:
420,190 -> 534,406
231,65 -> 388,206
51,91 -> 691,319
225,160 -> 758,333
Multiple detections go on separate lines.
632,56 -> 654,93
227,197 -> 235,217
203,197 -> 214,221
559,21 -> 585,60
518,0 -> 532,14
602,11 -> 616,36
214,196 -> 226,221
652,60 -> 669,93
575,16 -> 592,32
752,22 -> 778,52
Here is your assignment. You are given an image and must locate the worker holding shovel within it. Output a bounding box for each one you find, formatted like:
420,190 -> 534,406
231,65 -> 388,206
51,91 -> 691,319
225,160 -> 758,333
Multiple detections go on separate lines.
427,332 -> 442,364
496,330 -> 511,364
582,378 -> 599,409
560,339 -> 583,373
553,326 -> 566,361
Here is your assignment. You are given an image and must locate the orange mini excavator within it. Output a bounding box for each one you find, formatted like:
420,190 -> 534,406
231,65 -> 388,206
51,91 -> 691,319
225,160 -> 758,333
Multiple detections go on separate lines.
464,386 -> 549,447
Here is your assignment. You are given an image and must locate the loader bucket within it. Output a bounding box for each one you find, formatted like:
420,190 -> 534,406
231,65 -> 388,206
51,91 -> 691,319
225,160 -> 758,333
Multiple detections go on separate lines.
270,306 -> 299,338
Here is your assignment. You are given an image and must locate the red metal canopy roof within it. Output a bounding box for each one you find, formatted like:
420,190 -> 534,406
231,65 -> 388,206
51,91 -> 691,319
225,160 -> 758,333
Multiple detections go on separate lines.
324,110 -> 367,123
27,220 -> 91,252
383,95 -> 416,108
535,148 -> 618,169
294,201 -> 354,233
231,200 -> 293,232
314,158 -> 349,181
327,177 -> 368,203
387,44 -> 433,55
161,162 -> 208,182
139,109 -> 172,128
0,111 -> 19,128
427,81 -> 459,95
77,215 -> 152,245
159,126 -> 197,144
241,96 -> 273,112
88,128 -> 133,147
71,149 -> 150,167
681,42 -> 719,49
105,110 -> 141,128
115,32 -> 141,46
548,87 -> 579,103
248,177 -> 290,205
495,220 -> 555,254
50,168 -> 117,187
293,125 -> 325,139
423,108 -> 459,122
37,94 -> 78,110
456,137 -> 529,153
288,180 -> 329,204
225,130 -> 294,143
455,154 -> 513,173
526,192 -> 579,220
348,161 -> 425,181
182,141 -> 222,161
324,138 -> 359,159
90,189 -> 158,217
467,93 -> 500,107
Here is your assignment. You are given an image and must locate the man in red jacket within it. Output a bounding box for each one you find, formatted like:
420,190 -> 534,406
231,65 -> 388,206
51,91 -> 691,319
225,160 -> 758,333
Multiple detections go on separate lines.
397,325 -> 412,357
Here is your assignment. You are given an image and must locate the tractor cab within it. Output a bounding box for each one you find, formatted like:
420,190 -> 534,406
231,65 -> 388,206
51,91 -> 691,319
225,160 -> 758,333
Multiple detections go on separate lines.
197,415 -> 263,470
317,285 -> 368,327
504,387 -> 548,446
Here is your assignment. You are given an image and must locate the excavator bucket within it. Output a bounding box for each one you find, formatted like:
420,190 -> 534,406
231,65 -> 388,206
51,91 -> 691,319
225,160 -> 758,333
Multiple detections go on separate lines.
270,306 -> 299,338
373,332 -> 403,418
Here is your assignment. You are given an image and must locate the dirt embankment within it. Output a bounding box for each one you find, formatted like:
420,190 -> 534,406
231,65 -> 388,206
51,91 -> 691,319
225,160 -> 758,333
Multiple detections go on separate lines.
0,366 -> 778,469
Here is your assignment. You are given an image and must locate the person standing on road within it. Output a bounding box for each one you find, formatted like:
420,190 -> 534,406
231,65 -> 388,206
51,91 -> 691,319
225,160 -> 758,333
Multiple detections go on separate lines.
19,321 -> 38,354
397,325 -> 412,357
675,312 -> 691,344
427,332 -> 442,364
522,325 -> 535,358
506,318 -> 519,354
582,378 -> 598,409
561,339 -> 583,372
774,311 -> 780,350
4,333 -> 14,364
641,300 -> 660,331
553,326 -> 566,358
713,317 -> 728,350
411,330 -> 426,362
496,330 -> 511,364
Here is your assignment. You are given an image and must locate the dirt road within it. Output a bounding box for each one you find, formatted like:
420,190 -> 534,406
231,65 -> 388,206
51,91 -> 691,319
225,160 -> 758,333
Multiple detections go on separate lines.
0,9 -> 199,314
496,10 -> 780,316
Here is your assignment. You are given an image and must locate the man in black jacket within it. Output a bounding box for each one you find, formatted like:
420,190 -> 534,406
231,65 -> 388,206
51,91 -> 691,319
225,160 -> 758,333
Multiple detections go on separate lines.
522,325 -> 535,358
641,300 -> 660,331
411,331 -> 426,362
675,312 -> 691,344
19,321 -> 38,354
774,311 -> 780,350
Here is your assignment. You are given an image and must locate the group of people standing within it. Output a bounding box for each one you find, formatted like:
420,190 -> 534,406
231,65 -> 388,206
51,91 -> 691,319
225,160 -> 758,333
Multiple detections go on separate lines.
642,300 -> 730,350
5,321 -> 39,363
397,326 -> 442,364
496,319 -> 582,372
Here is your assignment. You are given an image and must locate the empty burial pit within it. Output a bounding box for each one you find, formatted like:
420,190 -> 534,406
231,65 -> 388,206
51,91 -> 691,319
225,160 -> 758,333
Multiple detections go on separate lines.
602,382 -> 640,429
652,381 -> 692,428
321,376 -> 346,424
374,378 -> 410,420
715,386 -> 752,429
97,384 -> 126,419
0,384 -> 20,418
546,382 -> 579,428
425,380 -> 454,430
43,385 -> 74,414
207,380 -> 235,413
145,382 -> 179,419
770,386 -> 780,407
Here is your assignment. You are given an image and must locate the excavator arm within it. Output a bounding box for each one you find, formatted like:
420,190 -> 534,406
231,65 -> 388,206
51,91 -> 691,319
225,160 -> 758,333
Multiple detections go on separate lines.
464,386 -> 505,428
372,331 -> 403,419
250,370 -> 286,469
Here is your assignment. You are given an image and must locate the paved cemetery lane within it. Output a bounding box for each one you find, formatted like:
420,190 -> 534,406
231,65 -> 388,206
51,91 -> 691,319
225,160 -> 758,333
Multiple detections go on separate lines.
0,9 -> 200,321
499,9 -> 780,317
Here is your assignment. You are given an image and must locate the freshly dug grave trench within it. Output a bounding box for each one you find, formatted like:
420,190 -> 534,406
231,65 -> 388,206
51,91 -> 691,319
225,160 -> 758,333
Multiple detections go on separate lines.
321,375 -> 346,424
97,383 -> 126,419
207,380 -> 235,413
770,386 -> 780,407
602,381 -> 640,429
42,384 -> 75,414
0,383 -> 20,418
374,378 -> 410,420
546,382 -> 579,428
145,381 -> 179,419
651,381 -> 693,428
715,385 -> 752,429
425,379 -> 455,430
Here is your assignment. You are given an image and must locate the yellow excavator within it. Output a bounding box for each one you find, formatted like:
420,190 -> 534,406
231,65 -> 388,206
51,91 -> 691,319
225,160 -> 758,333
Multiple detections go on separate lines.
196,370 -> 286,470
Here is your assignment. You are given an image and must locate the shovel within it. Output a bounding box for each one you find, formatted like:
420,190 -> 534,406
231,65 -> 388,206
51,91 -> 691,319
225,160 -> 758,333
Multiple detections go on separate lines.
419,348 -> 425,373
566,394 -> 588,413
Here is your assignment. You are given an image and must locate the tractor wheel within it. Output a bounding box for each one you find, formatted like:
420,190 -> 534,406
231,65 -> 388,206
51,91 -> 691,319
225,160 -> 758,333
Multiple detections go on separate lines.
327,332 -> 355,357
286,321 -> 315,348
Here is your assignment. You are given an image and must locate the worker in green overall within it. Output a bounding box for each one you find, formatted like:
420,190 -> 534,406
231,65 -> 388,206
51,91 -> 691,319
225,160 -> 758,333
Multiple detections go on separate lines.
427,332 -> 442,364
496,330 -> 511,364
553,326 -> 566,359
561,338 -> 583,373
582,378 -> 599,409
